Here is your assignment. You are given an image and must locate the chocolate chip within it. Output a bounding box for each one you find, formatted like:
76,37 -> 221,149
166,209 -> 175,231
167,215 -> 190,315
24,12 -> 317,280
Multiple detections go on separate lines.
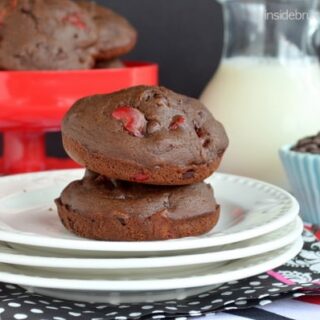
195,126 -> 205,138
56,47 -> 67,60
194,125 -> 210,148
309,143 -> 319,149
198,111 -> 204,118
141,92 -> 152,102
203,139 -> 211,148
306,144 -> 319,152
147,120 -> 161,134
163,198 -> 170,209
314,137 -> 320,145
153,93 -> 163,99
114,211 -> 129,226
183,170 -> 195,179
156,99 -> 168,107
292,132 -> 320,154
94,175 -> 109,184
117,217 -> 127,226
297,137 -> 313,147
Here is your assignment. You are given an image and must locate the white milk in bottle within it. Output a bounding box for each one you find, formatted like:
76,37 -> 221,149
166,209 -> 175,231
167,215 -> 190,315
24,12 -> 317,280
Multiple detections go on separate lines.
201,57 -> 320,187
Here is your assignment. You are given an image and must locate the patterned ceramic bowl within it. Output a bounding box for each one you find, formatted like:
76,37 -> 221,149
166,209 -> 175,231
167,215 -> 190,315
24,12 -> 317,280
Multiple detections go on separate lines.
280,145 -> 320,224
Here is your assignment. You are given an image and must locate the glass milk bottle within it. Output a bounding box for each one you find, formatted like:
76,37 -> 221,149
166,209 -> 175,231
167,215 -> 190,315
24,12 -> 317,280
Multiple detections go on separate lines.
201,0 -> 320,187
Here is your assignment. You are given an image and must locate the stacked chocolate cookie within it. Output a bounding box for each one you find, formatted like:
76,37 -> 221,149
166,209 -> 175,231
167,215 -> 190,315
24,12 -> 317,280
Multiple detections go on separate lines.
0,0 -> 136,70
56,86 -> 229,241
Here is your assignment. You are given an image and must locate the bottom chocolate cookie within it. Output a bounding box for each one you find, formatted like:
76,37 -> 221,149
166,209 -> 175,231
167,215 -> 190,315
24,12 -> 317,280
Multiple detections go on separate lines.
55,170 -> 220,241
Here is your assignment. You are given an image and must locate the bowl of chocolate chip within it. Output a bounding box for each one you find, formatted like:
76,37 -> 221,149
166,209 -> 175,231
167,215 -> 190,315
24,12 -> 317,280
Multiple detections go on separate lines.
280,132 -> 320,224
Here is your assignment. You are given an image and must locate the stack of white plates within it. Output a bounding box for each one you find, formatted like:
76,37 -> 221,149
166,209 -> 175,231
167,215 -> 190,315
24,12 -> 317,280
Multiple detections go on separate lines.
0,169 -> 303,303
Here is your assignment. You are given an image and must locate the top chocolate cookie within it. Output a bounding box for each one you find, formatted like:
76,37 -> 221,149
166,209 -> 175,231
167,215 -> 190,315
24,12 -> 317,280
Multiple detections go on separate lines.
0,0 -> 137,70
62,85 -> 229,185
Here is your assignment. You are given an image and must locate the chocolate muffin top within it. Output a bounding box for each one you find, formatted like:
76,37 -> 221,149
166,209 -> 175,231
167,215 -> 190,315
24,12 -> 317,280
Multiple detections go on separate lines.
59,170 -> 218,220
78,0 -> 137,60
0,0 -> 98,70
291,132 -> 320,154
62,85 -> 229,168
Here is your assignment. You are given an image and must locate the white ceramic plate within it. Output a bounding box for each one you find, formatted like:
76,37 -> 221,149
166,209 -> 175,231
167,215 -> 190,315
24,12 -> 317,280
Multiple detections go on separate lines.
27,285 -> 221,304
0,218 -> 303,270
0,169 -> 299,252
0,238 -> 303,292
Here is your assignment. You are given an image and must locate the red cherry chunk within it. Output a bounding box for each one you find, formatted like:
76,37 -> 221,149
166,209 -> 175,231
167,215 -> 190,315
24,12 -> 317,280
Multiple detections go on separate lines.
169,115 -> 185,130
112,106 -> 147,138
132,173 -> 149,182
63,12 -> 87,29
10,0 -> 17,9
0,8 -> 9,25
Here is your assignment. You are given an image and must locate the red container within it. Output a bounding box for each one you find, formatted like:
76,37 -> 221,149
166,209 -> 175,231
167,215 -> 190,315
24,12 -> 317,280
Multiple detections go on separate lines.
0,62 -> 158,174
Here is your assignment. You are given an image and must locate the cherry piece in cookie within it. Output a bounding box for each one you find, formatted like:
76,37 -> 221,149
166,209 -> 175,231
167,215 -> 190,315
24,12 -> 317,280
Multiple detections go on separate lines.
132,173 -> 149,182
10,0 -> 17,9
62,12 -> 87,29
0,8 -> 8,27
0,10 -> 6,25
170,115 -> 185,130
112,106 -> 147,138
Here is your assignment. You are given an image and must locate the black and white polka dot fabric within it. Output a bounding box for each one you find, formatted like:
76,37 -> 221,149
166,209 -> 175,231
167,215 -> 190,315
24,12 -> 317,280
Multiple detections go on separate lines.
0,229 -> 318,320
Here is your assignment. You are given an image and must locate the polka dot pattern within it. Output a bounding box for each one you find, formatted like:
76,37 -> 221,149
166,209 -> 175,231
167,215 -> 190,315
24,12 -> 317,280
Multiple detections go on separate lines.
0,229 -> 315,320
14,314 -> 28,319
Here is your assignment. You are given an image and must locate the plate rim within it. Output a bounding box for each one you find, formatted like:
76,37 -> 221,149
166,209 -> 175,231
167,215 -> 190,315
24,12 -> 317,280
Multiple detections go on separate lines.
0,217 -> 303,269
0,237 -> 303,291
0,169 -> 300,252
